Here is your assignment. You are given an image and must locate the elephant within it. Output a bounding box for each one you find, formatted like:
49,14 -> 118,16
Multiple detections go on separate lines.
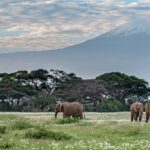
55,102 -> 84,119
145,100 -> 150,123
130,101 -> 143,122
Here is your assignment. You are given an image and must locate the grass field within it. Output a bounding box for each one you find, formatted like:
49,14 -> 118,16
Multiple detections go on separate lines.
0,112 -> 150,150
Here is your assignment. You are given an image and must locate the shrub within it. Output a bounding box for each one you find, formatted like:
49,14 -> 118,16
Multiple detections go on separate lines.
84,104 -> 94,112
32,95 -> 56,112
57,118 -> 80,124
0,140 -> 13,149
98,97 -> 123,112
12,121 -> 33,130
0,126 -> 7,134
25,129 -> 72,140
0,102 -> 12,111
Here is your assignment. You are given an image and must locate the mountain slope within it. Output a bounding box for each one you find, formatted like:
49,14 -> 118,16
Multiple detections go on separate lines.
0,23 -> 150,82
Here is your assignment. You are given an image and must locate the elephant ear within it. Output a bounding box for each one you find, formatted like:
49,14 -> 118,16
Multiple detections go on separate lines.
60,104 -> 64,112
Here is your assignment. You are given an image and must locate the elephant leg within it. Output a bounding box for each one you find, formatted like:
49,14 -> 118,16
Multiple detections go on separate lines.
134,112 -> 139,121
139,111 -> 143,122
80,113 -> 83,119
139,113 -> 142,122
63,113 -> 67,119
146,113 -> 149,123
72,115 -> 75,118
131,112 -> 134,122
74,115 -> 78,119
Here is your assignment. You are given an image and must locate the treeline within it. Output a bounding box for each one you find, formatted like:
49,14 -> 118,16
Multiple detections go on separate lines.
0,69 -> 149,112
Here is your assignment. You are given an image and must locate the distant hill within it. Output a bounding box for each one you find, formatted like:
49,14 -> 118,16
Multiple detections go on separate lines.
0,23 -> 150,82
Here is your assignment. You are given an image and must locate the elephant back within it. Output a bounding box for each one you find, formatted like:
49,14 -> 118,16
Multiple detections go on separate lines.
130,101 -> 143,113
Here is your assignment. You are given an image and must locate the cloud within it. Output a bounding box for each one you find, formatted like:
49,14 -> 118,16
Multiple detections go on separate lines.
0,0 -> 149,52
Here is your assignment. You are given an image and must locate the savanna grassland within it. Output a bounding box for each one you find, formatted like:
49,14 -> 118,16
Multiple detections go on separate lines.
0,112 -> 150,150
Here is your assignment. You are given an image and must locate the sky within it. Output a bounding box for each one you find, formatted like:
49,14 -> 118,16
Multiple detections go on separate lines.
0,0 -> 150,53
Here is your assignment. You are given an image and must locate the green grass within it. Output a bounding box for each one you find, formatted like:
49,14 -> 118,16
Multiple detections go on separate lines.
0,142 -> 13,149
24,128 -> 72,140
57,118 -> 80,124
11,120 -> 33,130
0,112 -> 150,150
0,126 -> 7,134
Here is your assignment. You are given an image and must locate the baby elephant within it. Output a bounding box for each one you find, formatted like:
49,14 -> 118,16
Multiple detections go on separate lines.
130,101 -> 143,122
55,102 -> 84,119
145,100 -> 150,123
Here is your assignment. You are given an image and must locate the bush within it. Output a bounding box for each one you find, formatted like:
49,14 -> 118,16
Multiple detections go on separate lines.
0,142 -> 12,149
12,121 -> 33,130
24,129 -> 72,140
0,126 -> 7,134
32,95 -> 56,111
57,118 -> 80,124
98,97 -> 123,112
0,138 -> 13,149
84,104 -> 94,112
0,102 -> 12,111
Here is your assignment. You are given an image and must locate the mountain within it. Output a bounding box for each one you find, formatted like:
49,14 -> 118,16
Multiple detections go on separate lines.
0,22 -> 150,82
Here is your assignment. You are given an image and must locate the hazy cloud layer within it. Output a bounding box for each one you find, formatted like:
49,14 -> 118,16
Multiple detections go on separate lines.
0,0 -> 150,53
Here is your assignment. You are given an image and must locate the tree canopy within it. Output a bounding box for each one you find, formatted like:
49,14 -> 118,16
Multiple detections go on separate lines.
0,69 -> 78,111
0,70 -> 149,112
96,72 -> 149,102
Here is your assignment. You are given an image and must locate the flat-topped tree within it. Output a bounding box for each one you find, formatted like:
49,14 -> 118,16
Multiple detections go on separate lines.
96,72 -> 149,103
54,78 -> 108,111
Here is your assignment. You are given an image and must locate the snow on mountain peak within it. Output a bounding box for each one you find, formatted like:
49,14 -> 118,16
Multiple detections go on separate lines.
102,21 -> 150,37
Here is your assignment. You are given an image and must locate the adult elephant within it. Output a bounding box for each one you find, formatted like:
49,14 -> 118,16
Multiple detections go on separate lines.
145,100 -> 150,123
130,101 -> 143,122
55,102 -> 84,119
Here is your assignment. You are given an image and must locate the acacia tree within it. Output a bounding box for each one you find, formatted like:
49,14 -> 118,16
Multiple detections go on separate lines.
54,79 -> 108,111
0,71 -> 38,110
0,69 -> 79,111
96,72 -> 149,103
36,69 -> 78,95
